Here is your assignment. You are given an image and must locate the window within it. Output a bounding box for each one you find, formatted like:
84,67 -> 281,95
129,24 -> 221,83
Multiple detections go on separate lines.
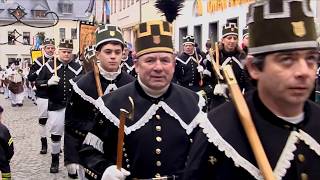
23,58 -> 31,65
8,31 -> 15,45
179,27 -> 188,52
23,32 -> 30,45
209,22 -> 218,43
123,0 -> 126,10
71,28 -> 77,39
32,10 -> 46,18
58,2 -> 73,14
114,0 -> 117,13
119,0 -> 122,11
8,58 -> 17,66
227,18 -> 238,26
59,28 -> 65,39
194,25 -> 202,50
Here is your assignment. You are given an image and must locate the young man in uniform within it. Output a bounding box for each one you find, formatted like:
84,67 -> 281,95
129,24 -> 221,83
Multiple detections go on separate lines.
28,38 -> 55,154
36,39 -> 83,173
202,22 -> 250,109
184,0 -> 320,179
64,24 -> 134,179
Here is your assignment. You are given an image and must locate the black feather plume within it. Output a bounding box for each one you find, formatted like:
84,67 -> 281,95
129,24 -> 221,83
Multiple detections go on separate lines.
155,0 -> 185,23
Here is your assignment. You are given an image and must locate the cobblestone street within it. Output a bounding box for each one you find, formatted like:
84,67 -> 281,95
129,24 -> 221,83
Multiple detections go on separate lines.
0,94 -> 72,180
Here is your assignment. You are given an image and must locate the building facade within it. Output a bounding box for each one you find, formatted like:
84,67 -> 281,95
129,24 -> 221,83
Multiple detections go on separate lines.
0,0 -> 91,67
173,0 -> 319,52
109,0 -> 164,50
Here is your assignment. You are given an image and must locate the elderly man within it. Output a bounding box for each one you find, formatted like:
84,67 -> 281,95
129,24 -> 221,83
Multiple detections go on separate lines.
183,0 -> 320,179
79,20 -> 206,180
28,38 -> 55,155
64,24 -> 134,179
36,39 -> 83,173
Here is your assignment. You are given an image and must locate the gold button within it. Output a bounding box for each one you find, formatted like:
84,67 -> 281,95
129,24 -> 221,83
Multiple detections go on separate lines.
156,161 -> 161,166
155,173 -> 161,178
298,154 -> 305,162
156,148 -> 161,154
156,126 -> 161,131
156,137 -> 162,142
301,173 -> 308,180
156,115 -> 161,120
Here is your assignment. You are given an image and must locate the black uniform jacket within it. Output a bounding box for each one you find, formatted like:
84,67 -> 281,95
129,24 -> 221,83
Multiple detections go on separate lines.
27,56 -> 52,98
202,48 -> 251,108
174,52 -> 204,92
0,123 -> 14,179
64,71 -> 134,165
121,56 -> 136,77
36,59 -> 83,111
183,90 -> 320,180
79,81 -> 206,180
316,67 -> 320,103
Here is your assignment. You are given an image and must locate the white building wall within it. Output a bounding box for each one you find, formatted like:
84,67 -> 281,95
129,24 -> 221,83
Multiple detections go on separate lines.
174,0 -> 252,52
174,0 -> 318,52
0,20 -> 80,67
53,20 -> 80,54
0,24 -> 54,67
110,0 -> 164,50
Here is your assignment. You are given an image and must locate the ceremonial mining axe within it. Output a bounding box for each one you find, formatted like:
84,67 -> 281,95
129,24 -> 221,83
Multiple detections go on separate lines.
116,96 -> 134,170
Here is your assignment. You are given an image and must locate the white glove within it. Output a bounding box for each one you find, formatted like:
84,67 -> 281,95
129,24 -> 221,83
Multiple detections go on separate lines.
214,84 -> 228,98
203,69 -> 211,77
47,76 -> 60,86
101,165 -> 130,180
197,65 -> 204,73
66,163 -> 78,175
197,90 -> 206,97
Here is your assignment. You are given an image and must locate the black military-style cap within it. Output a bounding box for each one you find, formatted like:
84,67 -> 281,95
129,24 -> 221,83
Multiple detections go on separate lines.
43,38 -> 55,46
248,0 -> 318,55
135,20 -> 173,57
222,22 -> 238,38
58,39 -> 73,50
95,24 -> 124,50
183,35 -> 195,45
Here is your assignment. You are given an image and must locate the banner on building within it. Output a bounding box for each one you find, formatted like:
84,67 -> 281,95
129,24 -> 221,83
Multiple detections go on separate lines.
207,0 -> 254,14
193,0 -> 203,16
79,21 -> 97,59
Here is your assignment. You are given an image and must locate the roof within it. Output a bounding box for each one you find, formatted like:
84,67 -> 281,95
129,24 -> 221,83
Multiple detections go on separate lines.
0,0 -> 90,21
